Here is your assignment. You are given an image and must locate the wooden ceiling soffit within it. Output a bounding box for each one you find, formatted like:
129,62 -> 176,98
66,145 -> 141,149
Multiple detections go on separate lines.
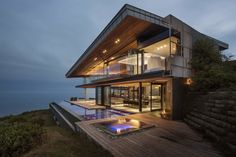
66,4 -> 170,78
72,16 -> 151,76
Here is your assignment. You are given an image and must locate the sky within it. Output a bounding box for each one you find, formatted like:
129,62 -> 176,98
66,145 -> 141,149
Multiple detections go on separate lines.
0,0 -> 236,114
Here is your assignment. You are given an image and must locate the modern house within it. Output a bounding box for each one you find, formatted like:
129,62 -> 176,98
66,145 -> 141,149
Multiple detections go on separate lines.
66,4 -> 228,120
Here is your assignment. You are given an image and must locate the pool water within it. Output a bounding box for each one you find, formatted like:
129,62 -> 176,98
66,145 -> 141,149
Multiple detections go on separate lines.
82,109 -> 130,120
94,118 -> 154,136
58,101 -> 131,120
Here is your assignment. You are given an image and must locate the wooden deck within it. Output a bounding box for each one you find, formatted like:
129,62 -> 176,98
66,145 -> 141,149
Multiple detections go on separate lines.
68,100 -> 106,110
76,112 -> 222,157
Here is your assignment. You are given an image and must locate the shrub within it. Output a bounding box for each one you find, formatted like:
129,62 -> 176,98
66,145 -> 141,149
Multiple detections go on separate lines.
8,116 -> 28,124
190,38 -> 236,91
31,118 -> 45,126
0,123 -> 44,157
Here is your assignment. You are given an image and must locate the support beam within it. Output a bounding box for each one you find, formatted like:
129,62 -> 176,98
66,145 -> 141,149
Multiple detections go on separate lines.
83,77 -> 87,99
139,82 -> 142,112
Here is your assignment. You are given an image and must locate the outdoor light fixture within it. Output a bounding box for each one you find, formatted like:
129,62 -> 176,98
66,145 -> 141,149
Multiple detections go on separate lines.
102,49 -> 107,54
186,78 -> 192,85
115,38 -> 120,44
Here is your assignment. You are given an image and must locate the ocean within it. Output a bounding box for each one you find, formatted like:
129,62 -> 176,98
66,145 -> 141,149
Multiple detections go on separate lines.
0,90 -> 94,117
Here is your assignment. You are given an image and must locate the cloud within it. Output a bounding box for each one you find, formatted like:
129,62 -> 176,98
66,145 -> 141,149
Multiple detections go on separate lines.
0,0 -> 235,93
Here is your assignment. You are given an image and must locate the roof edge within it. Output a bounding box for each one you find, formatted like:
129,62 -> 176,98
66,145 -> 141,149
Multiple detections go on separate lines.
66,4 -> 131,78
66,4 -> 168,78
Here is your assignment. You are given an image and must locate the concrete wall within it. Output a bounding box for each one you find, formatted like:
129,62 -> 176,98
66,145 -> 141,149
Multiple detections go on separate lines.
50,104 -> 74,131
164,15 -> 193,78
184,91 -> 236,154
172,77 -> 187,120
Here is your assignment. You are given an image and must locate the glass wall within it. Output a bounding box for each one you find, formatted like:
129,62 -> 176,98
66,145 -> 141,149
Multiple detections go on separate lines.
103,86 -> 111,107
107,56 -> 130,76
96,87 -> 102,105
142,37 -> 179,73
107,52 -> 142,77
111,83 -> 140,112
86,62 -> 105,76
150,84 -> 162,110
109,82 -> 166,112
141,83 -> 151,112
85,36 -> 180,80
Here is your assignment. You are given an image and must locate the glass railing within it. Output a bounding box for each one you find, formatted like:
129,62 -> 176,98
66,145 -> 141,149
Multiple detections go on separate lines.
84,36 -> 187,83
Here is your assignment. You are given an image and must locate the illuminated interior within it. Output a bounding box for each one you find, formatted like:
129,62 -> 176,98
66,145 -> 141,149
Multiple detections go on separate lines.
142,37 -> 179,73
142,37 -> 178,56
86,62 -> 104,75
109,82 -> 167,113
85,37 -> 179,77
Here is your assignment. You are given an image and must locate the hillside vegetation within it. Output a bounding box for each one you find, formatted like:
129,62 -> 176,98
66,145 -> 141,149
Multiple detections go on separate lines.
0,109 -> 113,157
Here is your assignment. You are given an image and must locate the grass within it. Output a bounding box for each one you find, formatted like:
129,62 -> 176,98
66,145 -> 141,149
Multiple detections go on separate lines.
0,109 -> 113,157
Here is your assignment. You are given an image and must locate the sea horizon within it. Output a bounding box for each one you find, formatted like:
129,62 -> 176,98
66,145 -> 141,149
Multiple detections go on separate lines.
0,89 -> 93,117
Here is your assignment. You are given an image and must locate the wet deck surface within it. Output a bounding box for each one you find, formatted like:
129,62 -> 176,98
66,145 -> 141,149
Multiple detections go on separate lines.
76,112 -> 222,157
68,100 -> 106,110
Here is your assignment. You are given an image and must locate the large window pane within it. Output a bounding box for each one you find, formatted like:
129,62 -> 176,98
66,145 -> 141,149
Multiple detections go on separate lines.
96,87 -> 102,105
151,84 -> 162,110
107,53 -> 140,76
104,86 -> 110,107
142,37 -> 179,73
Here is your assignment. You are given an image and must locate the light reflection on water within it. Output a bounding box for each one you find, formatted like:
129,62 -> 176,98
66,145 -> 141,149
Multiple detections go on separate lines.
58,101 -> 130,120
104,118 -> 146,135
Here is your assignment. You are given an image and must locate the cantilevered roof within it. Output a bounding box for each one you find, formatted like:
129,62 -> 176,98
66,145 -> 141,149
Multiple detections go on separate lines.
66,4 -> 229,78
66,4 -> 169,78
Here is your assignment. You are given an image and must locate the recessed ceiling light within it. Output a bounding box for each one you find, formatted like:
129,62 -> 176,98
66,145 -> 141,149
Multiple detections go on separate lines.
115,38 -> 120,44
111,57 -> 114,60
102,49 -> 107,54
94,57 -> 97,61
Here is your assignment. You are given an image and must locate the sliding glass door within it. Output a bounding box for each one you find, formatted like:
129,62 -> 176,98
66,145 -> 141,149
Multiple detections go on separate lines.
96,87 -> 102,105
103,86 -> 111,107
150,83 -> 163,111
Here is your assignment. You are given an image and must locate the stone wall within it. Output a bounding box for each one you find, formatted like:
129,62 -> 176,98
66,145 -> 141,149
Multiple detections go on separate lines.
184,91 -> 236,154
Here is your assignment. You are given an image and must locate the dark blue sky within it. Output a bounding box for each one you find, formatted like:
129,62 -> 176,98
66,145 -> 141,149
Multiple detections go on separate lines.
0,0 -> 236,115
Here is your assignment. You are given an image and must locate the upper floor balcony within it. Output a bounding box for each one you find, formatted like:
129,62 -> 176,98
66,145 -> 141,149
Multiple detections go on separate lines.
66,4 -> 227,83
84,36 -> 191,84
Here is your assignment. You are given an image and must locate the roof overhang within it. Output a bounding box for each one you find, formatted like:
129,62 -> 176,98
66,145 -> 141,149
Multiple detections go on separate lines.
66,4 -> 169,78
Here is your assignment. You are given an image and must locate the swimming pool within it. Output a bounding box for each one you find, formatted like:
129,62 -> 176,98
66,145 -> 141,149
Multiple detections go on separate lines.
58,101 -> 131,120
94,118 -> 154,136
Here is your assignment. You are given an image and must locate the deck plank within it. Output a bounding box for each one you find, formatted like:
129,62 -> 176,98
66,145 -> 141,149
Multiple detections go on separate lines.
76,112 -> 222,157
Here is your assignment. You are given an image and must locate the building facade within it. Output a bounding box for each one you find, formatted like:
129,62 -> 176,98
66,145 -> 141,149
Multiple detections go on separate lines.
66,4 -> 228,119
